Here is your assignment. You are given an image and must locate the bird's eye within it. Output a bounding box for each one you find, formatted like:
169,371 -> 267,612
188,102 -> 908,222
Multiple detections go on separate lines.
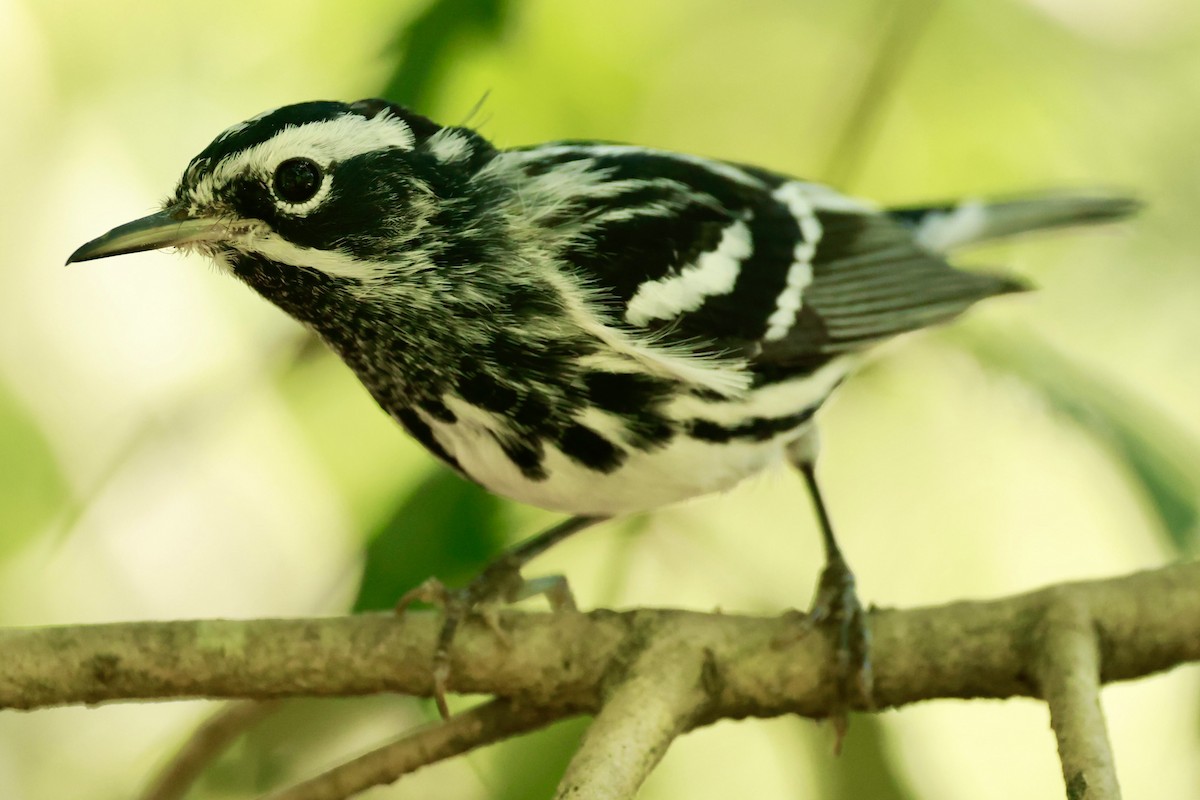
272,157 -> 323,205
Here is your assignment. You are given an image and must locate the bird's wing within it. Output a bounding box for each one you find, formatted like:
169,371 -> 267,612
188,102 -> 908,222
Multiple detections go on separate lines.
504,144 -> 1024,380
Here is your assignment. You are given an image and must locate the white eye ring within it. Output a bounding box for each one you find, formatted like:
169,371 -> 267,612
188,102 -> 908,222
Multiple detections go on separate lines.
270,157 -> 331,215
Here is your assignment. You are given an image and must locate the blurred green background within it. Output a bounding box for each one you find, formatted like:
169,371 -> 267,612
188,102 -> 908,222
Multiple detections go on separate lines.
2,0 -> 1199,797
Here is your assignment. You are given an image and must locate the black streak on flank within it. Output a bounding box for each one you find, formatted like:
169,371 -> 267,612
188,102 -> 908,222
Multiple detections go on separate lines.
395,408 -> 461,471
582,371 -> 676,450
493,432 -> 548,481
624,414 -> 675,449
419,397 -> 457,423
510,392 -> 552,429
582,371 -> 668,415
456,371 -> 520,414
558,423 -> 626,473
687,406 -> 818,444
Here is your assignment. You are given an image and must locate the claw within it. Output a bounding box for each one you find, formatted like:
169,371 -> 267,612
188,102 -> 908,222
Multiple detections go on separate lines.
396,577 -> 464,718
395,565 -> 577,719
431,657 -> 452,719
772,556 -> 875,751
395,576 -> 451,614
803,555 -> 874,754
392,516 -> 602,718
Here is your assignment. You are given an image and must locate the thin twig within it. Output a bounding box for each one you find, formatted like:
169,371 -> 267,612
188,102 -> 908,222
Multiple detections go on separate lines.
1034,592 -> 1122,800
265,698 -> 569,800
138,700 -> 284,800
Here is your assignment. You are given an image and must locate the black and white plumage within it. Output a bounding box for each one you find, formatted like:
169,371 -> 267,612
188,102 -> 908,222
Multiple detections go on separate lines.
69,100 -> 1134,516
68,99 -> 1135,621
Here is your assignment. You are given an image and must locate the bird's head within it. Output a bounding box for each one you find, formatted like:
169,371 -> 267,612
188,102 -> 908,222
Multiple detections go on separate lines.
67,99 -> 498,302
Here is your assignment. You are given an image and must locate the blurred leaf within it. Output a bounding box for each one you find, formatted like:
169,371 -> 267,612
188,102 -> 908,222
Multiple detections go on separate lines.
962,327 -> 1200,554
381,0 -> 515,109
353,467 -> 508,612
0,384 -> 68,558
489,715 -> 590,800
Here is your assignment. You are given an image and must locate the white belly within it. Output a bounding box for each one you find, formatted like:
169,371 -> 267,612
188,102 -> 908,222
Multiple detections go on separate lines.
418,361 -> 846,516
429,416 -> 807,515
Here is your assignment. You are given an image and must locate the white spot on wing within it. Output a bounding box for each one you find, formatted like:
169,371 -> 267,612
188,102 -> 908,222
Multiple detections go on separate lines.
625,219 -> 753,326
913,199 -> 987,252
574,314 -> 751,397
763,182 -> 824,342
666,358 -> 849,424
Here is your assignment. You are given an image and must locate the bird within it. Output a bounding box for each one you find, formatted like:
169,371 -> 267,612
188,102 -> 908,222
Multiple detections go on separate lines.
68,98 -> 1137,713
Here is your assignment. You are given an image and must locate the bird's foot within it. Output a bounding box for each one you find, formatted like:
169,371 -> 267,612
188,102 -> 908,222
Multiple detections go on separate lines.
803,557 -> 874,751
396,557 -> 576,718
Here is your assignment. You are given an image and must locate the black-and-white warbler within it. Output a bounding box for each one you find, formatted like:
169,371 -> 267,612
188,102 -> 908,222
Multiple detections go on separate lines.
68,99 -> 1136,708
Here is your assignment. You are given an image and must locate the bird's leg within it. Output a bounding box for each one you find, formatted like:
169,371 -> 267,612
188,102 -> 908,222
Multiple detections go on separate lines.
396,514 -> 606,717
788,433 -> 874,736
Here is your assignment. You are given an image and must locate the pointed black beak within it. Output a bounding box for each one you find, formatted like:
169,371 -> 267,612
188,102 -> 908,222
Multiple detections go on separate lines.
67,207 -> 226,264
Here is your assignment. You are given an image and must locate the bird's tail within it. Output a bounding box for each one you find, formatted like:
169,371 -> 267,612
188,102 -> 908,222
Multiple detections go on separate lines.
888,192 -> 1140,253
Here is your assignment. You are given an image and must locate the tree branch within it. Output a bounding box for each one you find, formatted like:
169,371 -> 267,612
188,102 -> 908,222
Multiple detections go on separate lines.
1,563 -> 1196,716
1034,592 -> 1121,800
266,697 -> 570,800
554,615 -> 715,800
1,563 -> 1197,800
